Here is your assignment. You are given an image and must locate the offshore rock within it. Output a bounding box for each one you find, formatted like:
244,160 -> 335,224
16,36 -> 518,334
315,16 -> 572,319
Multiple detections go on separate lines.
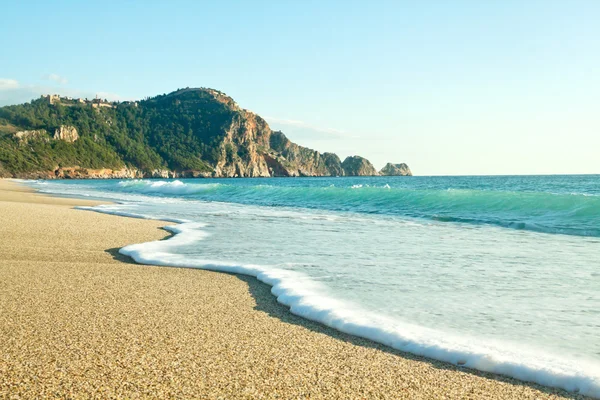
342,156 -> 379,176
379,162 -> 412,176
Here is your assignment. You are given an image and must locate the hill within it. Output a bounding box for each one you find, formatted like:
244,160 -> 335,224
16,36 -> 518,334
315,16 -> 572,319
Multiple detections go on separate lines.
0,88 -> 411,178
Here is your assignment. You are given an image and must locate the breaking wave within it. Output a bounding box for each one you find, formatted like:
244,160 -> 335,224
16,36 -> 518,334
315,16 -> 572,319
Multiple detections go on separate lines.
109,179 -> 600,237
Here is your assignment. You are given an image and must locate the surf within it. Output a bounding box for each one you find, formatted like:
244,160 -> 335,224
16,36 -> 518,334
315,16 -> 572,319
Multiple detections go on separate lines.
25,176 -> 600,397
114,217 -> 600,397
89,177 -> 600,237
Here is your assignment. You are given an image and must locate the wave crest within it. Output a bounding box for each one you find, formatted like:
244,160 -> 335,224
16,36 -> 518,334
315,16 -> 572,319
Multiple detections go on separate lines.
112,180 -> 600,237
117,179 -> 221,195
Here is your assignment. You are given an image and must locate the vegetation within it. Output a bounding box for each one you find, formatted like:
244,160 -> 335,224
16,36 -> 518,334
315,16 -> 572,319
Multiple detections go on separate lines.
0,88 -> 239,175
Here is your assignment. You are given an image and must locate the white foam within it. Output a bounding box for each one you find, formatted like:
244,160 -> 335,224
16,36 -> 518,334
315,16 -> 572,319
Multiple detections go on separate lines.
102,212 -> 600,398
117,179 -> 220,195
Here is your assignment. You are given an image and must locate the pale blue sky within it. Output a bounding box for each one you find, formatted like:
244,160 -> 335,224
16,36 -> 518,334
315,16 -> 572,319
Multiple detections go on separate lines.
1,1 -> 599,175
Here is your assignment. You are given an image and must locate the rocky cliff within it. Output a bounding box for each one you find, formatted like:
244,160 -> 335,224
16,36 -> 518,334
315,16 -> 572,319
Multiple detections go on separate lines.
212,110 -> 272,177
379,162 -> 412,176
267,131 -> 345,177
0,88 -> 411,179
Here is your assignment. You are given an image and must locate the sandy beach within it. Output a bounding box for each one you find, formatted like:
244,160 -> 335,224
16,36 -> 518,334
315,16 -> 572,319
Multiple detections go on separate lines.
0,179 -> 586,399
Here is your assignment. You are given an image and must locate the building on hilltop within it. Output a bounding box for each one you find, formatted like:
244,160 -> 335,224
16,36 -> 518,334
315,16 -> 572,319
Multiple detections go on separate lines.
41,94 -> 61,104
91,94 -> 115,109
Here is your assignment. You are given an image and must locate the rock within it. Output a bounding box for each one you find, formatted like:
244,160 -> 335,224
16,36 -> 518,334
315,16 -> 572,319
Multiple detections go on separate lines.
213,111 -> 272,178
342,156 -> 379,176
23,167 -> 214,180
267,131 -> 344,177
149,169 -> 172,179
53,167 -> 143,179
14,129 -> 50,143
211,113 -> 346,178
54,125 -> 79,142
379,162 -> 412,176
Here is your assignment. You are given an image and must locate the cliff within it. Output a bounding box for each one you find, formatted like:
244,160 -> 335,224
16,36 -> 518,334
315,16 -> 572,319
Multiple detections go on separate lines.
14,129 -> 50,143
268,131 -> 345,177
0,88 -> 411,178
379,162 -> 412,176
53,125 -> 79,143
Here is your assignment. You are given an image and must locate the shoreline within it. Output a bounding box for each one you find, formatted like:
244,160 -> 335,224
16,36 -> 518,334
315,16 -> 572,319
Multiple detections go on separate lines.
0,179 -> 588,399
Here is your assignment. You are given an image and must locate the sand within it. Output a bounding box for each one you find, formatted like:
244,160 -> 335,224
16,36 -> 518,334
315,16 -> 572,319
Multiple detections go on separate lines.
0,179 -> 586,399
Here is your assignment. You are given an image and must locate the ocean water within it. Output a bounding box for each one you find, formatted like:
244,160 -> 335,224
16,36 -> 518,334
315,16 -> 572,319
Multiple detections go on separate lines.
25,175 -> 600,397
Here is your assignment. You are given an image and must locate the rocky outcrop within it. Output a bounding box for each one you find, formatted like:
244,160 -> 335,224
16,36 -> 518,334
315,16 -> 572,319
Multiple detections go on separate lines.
53,125 -> 79,142
15,126 -> 81,145
342,156 -> 378,176
211,112 -> 347,177
10,167 -> 214,180
14,129 -> 50,143
213,111 -> 272,177
379,162 -> 412,176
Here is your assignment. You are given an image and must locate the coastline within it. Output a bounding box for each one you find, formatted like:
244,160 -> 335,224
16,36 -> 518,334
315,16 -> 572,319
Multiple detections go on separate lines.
0,179 -> 587,399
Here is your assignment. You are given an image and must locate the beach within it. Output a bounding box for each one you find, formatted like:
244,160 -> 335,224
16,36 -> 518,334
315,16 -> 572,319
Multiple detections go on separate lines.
0,179 -> 586,399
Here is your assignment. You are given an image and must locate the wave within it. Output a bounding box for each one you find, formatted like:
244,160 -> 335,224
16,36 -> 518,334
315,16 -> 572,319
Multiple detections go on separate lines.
117,179 -> 221,195
111,180 -> 600,237
106,215 -> 600,397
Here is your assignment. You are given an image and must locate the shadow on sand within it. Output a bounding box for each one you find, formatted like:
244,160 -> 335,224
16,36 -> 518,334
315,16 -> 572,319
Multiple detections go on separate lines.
105,227 -> 176,265
233,274 -> 586,399
105,247 -> 138,264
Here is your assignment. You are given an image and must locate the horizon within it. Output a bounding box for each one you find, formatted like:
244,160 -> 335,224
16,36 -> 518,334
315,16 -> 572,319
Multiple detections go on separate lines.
1,1 -> 599,175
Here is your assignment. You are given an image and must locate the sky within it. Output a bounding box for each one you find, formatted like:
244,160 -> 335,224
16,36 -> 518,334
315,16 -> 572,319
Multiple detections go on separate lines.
1,0 -> 599,175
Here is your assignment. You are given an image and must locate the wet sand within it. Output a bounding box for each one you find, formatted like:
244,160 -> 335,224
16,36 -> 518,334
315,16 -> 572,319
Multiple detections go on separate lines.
0,179 -> 586,399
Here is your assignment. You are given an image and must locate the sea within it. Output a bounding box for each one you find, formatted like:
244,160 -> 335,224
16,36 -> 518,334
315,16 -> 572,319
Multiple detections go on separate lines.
24,175 -> 600,397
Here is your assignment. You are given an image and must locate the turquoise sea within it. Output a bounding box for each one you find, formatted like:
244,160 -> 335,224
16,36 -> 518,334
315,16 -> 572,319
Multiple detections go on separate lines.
26,175 -> 600,397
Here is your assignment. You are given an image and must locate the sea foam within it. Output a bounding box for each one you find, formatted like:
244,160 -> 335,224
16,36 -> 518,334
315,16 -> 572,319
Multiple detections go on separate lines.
100,214 -> 600,398
117,179 -> 220,195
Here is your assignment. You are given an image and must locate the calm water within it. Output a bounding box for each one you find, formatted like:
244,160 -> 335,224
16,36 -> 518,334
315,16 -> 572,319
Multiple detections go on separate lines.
27,175 -> 600,396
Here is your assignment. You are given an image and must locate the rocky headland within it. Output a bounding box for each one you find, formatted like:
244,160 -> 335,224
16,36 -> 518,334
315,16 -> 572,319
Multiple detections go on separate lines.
0,88 -> 411,179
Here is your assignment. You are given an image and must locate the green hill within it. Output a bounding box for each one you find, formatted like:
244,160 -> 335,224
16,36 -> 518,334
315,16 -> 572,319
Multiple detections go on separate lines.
0,88 -> 410,178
